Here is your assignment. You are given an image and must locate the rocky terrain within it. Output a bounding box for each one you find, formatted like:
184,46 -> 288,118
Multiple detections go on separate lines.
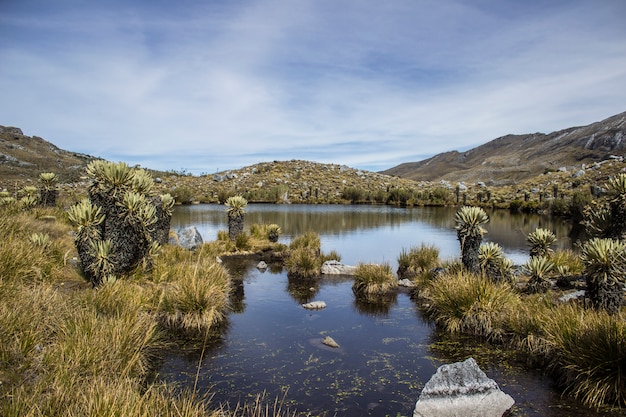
2,110 -> 626,206
0,126 -> 96,185
382,111 -> 626,185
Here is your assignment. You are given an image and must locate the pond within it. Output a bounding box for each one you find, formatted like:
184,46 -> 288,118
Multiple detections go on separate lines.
160,204 -> 620,417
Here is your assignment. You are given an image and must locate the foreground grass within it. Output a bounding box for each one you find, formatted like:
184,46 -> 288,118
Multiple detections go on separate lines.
0,205 -> 297,417
419,270 -> 626,409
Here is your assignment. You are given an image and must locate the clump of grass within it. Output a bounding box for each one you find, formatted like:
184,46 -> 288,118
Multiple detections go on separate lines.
352,262 -> 397,296
425,271 -> 519,341
157,253 -> 231,337
542,304 -> 626,408
320,249 -> 342,263
285,247 -> 321,278
397,244 -> 440,279
289,231 -> 321,254
235,232 -> 252,251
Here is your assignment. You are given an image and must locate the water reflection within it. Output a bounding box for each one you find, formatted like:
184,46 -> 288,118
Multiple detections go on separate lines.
161,208 -> 612,417
172,204 -> 574,267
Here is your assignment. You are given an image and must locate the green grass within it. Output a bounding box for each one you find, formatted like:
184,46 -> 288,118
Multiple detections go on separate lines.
424,271 -> 520,341
352,262 -> 397,295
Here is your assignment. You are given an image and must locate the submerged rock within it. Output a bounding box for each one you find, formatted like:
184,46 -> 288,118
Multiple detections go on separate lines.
302,300 -> 327,310
413,357 -> 514,417
322,336 -> 340,348
321,260 -> 357,275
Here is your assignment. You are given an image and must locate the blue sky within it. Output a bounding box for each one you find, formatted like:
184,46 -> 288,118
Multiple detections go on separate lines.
1,0 -> 625,174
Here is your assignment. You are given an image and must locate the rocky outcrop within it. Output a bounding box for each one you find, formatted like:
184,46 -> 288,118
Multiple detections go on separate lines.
413,358 -> 514,417
169,226 -> 203,250
321,260 -> 357,275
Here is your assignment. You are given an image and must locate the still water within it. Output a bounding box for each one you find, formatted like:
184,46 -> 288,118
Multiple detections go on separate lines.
161,204 -> 620,416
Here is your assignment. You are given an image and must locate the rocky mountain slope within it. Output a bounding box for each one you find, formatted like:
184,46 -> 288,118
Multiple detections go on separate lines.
0,126 -> 96,185
382,111 -> 626,185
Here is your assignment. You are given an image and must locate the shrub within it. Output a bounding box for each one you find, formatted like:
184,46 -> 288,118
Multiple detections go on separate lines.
523,256 -> 555,294
527,228 -> 557,258
454,206 -> 489,275
67,161 -> 172,286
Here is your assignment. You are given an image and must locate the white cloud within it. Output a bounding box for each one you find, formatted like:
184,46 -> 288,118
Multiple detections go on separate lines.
0,0 -> 625,174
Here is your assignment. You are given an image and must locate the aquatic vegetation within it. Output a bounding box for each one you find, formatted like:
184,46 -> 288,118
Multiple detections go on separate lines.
425,271 -> 519,341
397,243 -> 440,280
352,262 -> 397,297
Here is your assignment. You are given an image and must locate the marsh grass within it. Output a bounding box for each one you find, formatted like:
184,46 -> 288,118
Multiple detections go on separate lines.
425,271 -> 519,341
397,244 -> 440,280
352,262 -> 397,296
0,206 -> 232,416
543,304 -> 626,407
285,247 -> 321,278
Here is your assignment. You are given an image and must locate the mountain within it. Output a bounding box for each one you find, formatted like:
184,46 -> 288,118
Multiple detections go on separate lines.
0,126 -> 97,184
382,111 -> 626,185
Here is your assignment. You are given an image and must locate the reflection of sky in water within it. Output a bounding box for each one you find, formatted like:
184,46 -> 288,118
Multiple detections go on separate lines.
163,206 -> 608,417
171,204 -> 574,267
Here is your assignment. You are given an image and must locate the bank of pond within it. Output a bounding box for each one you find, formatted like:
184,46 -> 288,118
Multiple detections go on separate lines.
2,199 -> 626,417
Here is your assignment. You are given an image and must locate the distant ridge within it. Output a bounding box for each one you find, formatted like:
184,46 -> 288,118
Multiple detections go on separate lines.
381,111 -> 626,185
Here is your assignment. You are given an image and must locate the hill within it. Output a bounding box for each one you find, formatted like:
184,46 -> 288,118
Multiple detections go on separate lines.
0,125 -> 97,185
382,111 -> 626,185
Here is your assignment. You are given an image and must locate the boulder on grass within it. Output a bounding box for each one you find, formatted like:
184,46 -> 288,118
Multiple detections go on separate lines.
170,226 -> 203,250
413,357 -> 514,417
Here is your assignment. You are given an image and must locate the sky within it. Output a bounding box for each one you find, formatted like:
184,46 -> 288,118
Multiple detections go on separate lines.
1,0 -> 625,175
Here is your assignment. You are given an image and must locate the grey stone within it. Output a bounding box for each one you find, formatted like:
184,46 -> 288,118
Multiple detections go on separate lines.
558,290 -> 585,303
302,301 -> 327,310
321,260 -> 357,275
413,358 -> 514,417
398,279 -> 415,288
257,261 -> 268,271
170,226 -> 203,250
322,336 -> 340,348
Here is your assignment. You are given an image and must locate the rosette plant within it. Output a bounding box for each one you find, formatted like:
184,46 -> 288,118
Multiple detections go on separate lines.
225,195 -> 248,241
454,206 -> 489,275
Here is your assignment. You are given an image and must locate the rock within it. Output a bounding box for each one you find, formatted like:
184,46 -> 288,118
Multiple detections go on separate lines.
321,260 -> 357,275
398,279 -> 415,288
170,226 -> 203,250
558,290 -> 585,303
257,261 -> 268,271
302,301 -> 327,310
413,357 -> 514,417
322,336 -> 340,348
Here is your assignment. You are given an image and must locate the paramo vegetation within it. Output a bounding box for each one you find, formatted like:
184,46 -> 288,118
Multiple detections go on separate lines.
2,160 -> 626,414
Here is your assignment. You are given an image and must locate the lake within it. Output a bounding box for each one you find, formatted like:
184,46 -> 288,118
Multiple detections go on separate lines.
160,204 -> 620,417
